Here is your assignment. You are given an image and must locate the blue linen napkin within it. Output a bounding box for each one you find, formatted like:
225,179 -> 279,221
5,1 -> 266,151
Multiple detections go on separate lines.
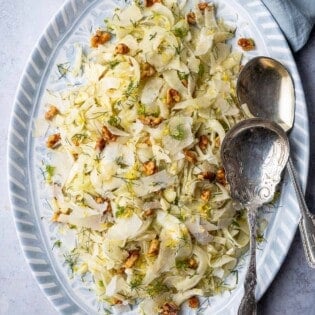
261,0 -> 315,51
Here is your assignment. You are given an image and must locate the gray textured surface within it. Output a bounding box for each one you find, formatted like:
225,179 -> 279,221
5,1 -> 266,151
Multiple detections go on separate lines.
0,1 -> 314,315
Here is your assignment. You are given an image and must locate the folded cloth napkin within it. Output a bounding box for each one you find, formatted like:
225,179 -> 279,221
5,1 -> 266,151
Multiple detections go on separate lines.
262,0 -> 315,51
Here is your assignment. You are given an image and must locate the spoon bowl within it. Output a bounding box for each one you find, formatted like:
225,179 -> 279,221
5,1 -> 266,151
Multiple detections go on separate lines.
237,56 -> 295,132
222,118 -> 290,206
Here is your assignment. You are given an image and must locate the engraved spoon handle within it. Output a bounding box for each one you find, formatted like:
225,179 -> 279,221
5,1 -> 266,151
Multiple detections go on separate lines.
287,158 -> 315,268
238,208 -> 257,315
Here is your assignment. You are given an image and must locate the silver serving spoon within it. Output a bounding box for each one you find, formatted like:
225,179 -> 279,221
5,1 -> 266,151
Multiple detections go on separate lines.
237,56 -> 315,268
221,118 -> 289,315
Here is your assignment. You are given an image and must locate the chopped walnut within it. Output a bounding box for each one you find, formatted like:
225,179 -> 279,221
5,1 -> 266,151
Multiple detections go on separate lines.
143,161 -> 157,176
141,62 -> 156,79
91,30 -> 111,48
160,302 -> 179,315
112,298 -> 123,305
95,196 -> 105,204
142,208 -> 155,218
145,0 -> 162,7
72,153 -> 78,161
46,133 -> 61,149
45,105 -> 59,120
216,167 -> 226,185
124,250 -> 140,268
139,115 -> 163,127
51,210 -> 61,222
102,126 -> 117,142
115,43 -> 130,55
95,137 -> 106,151
199,135 -> 209,151
184,149 -> 197,164
187,257 -> 198,269
187,12 -> 196,25
103,197 -> 112,214
166,88 -> 181,106
197,171 -> 216,182
148,239 -> 160,256
237,38 -> 255,51
198,2 -> 209,11
201,189 -> 211,201
188,296 -> 200,309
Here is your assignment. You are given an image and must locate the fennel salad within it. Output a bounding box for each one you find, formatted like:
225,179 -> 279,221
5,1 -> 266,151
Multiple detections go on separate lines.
37,1 -> 256,314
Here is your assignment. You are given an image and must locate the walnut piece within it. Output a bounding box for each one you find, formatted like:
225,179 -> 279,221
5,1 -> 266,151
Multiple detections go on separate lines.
95,137 -> 106,151
237,38 -> 255,51
166,88 -> 181,106
160,302 -> 179,315
143,160 -> 157,176
184,149 -> 197,164
201,189 -> 211,201
187,12 -> 196,25
91,30 -> 111,48
45,105 -> 59,120
95,196 -> 105,204
198,2 -> 209,11
51,210 -> 61,222
112,298 -> 123,305
123,250 -> 140,268
148,239 -> 160,256
145,0 -> 162,7
141,62 -> 156,79
142,208 -> 155,218
115,43 -> 130,55
102,126 -> 117,142
103,197 -> 112,214
216,167 -> 226,185
198,135 -> 209,151
188,296 -> 200,309
197,171 -> 216,182
187,257 -> 198,269
46,133 -> 61,149
139,115 -> 163,127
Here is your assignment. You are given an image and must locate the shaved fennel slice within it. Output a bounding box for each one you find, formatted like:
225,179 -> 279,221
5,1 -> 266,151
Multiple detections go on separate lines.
204,4 -> 218,29
165,246 -> 208,291
141,77 -> 164,105
162,116 -> 194,155
132,170 -> 176,197
194,28 -> 214,56
106,214 -> 148,241
163,70 -> 189,99
144,211 -> 192,285
58,213 -> 105,231
156,211 -> 192,259
185,216 -> 214,245
152,144 -> 171,164
102,143 -> 135,167
112,4 -> 142,27
150,3 -> 175,28
205,119 -> 226,146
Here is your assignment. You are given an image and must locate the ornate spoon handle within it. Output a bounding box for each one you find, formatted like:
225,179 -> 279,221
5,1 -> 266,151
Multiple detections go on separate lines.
287,158 -> 315,268
238,208 -> 257,315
